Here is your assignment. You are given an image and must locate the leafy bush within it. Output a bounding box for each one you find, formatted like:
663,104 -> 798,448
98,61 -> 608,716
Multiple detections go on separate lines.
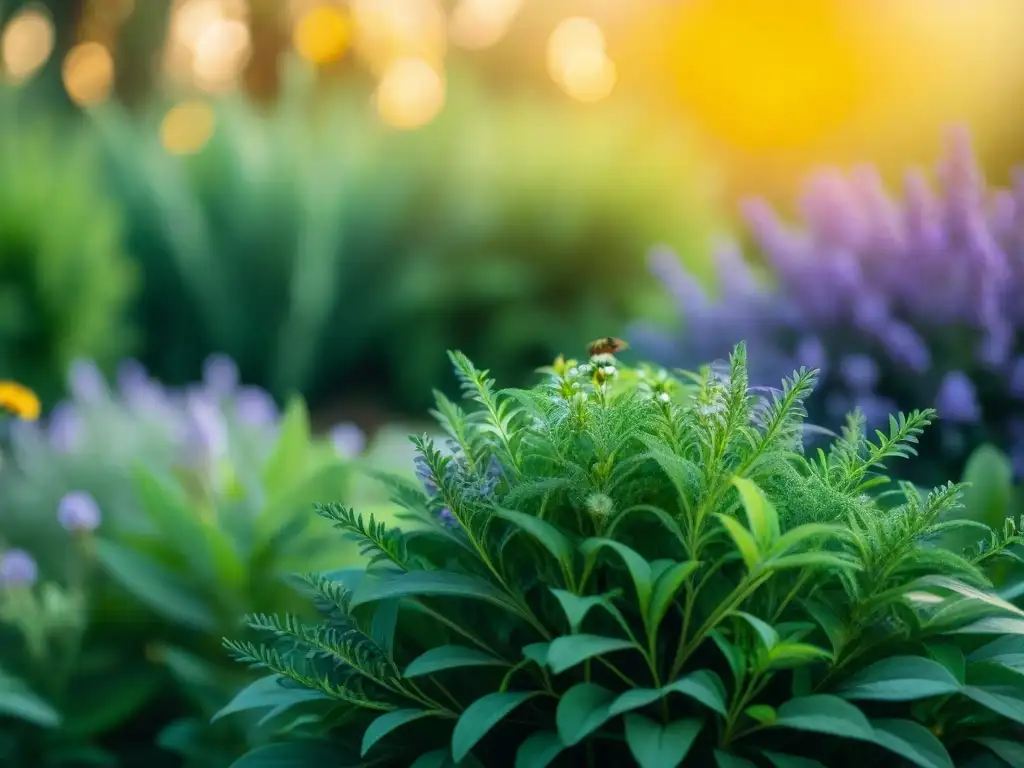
88,69 -> 717,413
0,87 -> 138,405
630,128 -> 1024,487
224,343 -> 1024,767
0,357 -> 371,766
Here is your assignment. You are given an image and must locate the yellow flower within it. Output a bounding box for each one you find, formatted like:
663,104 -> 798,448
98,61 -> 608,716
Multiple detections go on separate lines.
0,381 -> 41,420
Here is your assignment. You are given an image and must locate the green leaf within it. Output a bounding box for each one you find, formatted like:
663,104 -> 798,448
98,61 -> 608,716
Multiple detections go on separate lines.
61,664 -> 164,738
550,589 -> 613,634
770,523 -> 848,558
647,560 -> 699,633
522,643 -> 549,667
363,709 -> 436,756
93,538 -> 218,631
609,669 -> 728,717
762,752 -> 827,768
918,576 -> 1024,619
350,571 -> 517,613
212,674 -> 329,722
926,644 -> 966,683
773,695 -> 874,741
514,732 -> 564,768
0,672 -> 60,727
803,600 -> 847,655
765,643 -> 832,670
974,737 -> 1024,766
262,397 -> 312,496
637,437 -> 702,517
716,513 -> 761,570
409,751 -> 451,768
494,507 -> 573,571
869,719 -> 953,768
228,740 -> 342,767
710,630 -> 746,684
969,636 -> 1024,671
451,691 -> 540,761
732,477 -> 779,547
961,445 -> 1013,532
835,657 -> 961,701
624,715 -> 702,768
404,646 -> 508,678
714,751 -> 758,768
556,683 -> 617,746
734,611 -> 779,651
962,684 -> 1024,725
580,538 -> 653,615
952,617 -> 1024,635
744,705 -> 777,725
546,634 -> 636,674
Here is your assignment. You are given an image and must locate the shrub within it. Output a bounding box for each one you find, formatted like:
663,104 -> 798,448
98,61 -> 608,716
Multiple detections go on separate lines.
88,69 -> 717,413
0,357 -> 370,766
0,87 -> 138,406
224,343 -> 1024,767
629,128 -> 1024,487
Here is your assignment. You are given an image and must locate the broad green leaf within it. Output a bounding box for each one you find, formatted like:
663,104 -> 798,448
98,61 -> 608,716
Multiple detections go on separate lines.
451,691 -> 540,761
546,634 -> 636,674
624,715 -> 702,768
350,571 -> 517,612
773,695 -> 874,741
714,751 -> 758,768
961,445 -> 1013,533
732,477 -> 779,547
262,397 -> 312,496
974,737 -> 1024,766
918,576 -> 1024,619
550,589 -> 614,634
93,538 -> 218,631
580,538 -> 653,615
716,514 -> 760,570
766,643 -> 832,670
610,669 -> 728,717
404,646 -> 508,678
952,617 -> 1024,635
556,683 -> 616,746
0,672 -> 60,727
522,643 -> 549,667
962,684 -> 1024,725
734,611 -> 779,651
371,599 -> 400,657
710,630 -> 746,684
770,523 -> 847,558
836,657 -> 961,701
647,560 -> 700,633
494,507 -> 573,570
763,752 -> 826,768
409,751 -> 450,768
228,740 -> 341,767
744,705 -> 776,725
363,709 -> 436,756
256,462 -> 351,537
514,731 -> 564,768
870,719 -> 953,768
212,674 -> 328,722
925,644 -> 966,683
969,635 -> 1024,671
767,553 -> 860,571
801,600 -> 847,654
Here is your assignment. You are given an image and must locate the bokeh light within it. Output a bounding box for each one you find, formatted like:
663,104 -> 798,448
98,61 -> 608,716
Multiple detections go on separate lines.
62,42 -> 115,107
192,17 -> 251,92
160,100 -> 216,155
547,17 -> 617,102
163,0 -> 250,90
351,0 -> 447,75
449,0 -> 522,51
293,5 -> 352,65
375,56 -> 445,129
0,4 -> 56,85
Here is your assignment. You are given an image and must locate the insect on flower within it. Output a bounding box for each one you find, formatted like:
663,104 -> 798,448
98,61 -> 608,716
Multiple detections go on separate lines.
0,381 -> 41,421
587,337 -> 629,357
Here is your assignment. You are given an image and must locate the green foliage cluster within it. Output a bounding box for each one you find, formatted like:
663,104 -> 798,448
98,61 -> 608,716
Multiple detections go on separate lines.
87,69 -> 717,412
0,87 -> 137,405
0,388 -> 369,767
224,344 -> 1024,767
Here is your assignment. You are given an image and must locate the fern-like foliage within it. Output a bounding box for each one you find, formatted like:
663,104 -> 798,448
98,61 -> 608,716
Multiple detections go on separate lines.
223,343 -> 1024,767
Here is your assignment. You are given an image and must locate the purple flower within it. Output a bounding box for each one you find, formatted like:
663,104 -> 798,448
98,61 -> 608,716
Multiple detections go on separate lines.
0,549 -> 37,587
57,491 -> 101,533
181,392 -> 228,466
839,355 -> 880,392
438,508 -> 457,527
234,386 -> 278,427
203,353 -> 240,397
330,422 -> 366,458
414,455 -> 438,495
935,371 -> 981,423
48,401 -> 82,453
68,359 -> 106,404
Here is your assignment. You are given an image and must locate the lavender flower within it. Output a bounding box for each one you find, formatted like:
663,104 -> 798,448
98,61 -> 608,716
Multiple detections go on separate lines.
203,353 -> 240,397
47,401 -> 82,453
57,491 -> 101,533
438,507 -> 457,527
234,386 -> 278,428
414,455 -> 439,495
180,392 -> 228,467
68,359 -> 106,404
330,422 -> 366,458
633,127 -> 1024,480
0,549 -> 37,587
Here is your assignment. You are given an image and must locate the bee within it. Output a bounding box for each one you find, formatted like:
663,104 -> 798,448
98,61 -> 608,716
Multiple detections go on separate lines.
587,337 -> 629,357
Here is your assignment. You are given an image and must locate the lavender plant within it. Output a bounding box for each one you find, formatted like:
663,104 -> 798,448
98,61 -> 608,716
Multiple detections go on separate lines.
630,129 -> 1024,487
222,344 -> 1024,767
0,355 -> 369,766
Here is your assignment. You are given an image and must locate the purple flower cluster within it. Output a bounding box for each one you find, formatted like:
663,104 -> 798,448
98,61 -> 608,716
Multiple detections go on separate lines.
414,445 -> 503,526
631,128 -> 1024,477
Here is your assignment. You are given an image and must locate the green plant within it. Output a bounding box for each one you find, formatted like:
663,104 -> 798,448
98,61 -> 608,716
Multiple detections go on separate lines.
0,361 -> 377,767
88,67 -> 717,413
0,86 -> 137,406
223,343 -> 1024,767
